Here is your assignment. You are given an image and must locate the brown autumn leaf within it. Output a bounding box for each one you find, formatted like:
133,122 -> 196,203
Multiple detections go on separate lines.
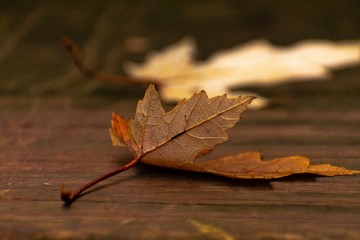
110,84 -> 360,178
111,84 -> 255,168
61,84 -> 360,205
61,84 -> 254,204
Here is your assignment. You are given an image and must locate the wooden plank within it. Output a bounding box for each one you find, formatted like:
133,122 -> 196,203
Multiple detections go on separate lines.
1,97 -> 360,239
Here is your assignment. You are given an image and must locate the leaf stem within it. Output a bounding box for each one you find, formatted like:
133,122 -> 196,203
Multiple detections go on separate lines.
61,36 -> 155,86
60,156 -> 141,205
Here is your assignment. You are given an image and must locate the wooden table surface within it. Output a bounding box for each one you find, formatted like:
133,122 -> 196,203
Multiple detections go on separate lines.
1,1 -> 360,238
1,94 -> 359,240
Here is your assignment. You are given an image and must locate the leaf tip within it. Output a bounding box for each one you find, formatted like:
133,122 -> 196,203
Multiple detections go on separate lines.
242,95 -> 257,108
147,83 -> 157,91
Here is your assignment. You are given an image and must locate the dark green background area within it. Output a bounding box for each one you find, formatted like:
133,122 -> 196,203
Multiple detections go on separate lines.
1,0 -> 359,100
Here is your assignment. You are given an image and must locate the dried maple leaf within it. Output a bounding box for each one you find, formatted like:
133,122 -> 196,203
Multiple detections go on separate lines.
61,84 -> 253,204
125,38 -> 360,109
111,84 -> 255,168
61,85 -> 360,205
63,37 -> 360,109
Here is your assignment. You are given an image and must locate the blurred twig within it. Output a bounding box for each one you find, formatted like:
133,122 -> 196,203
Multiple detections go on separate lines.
61,36 -> 154,86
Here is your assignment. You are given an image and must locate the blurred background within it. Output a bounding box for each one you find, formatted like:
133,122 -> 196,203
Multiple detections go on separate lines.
1,0 -> 359,107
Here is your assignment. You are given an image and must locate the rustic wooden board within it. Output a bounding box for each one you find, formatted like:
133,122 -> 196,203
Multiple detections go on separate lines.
1,1 -> 360,238
1,96 -> 360,239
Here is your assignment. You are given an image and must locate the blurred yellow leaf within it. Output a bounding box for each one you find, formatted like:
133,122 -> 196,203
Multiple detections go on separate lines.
63,36 -> 359,109
125,38 -> 360,109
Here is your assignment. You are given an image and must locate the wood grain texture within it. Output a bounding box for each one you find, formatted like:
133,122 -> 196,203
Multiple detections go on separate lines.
1,96 -> 360,239
1,1 -> 360,238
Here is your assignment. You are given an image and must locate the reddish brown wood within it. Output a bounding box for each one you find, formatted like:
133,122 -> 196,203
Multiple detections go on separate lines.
1,96 -> 360,239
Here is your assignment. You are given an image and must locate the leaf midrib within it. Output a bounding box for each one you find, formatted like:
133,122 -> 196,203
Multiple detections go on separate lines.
141,96 -> 251,157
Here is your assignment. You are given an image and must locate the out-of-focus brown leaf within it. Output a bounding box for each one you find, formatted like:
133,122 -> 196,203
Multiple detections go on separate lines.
111,85 -> 360,178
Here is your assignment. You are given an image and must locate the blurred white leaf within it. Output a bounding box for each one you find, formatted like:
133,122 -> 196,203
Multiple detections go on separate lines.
124,38 -> 360,109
